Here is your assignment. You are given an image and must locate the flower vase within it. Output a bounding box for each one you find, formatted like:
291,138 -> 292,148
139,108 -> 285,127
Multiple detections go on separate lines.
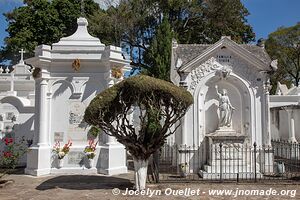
179,163 -> 187,178
57,158 -> 63,169
86,158 -> 94,169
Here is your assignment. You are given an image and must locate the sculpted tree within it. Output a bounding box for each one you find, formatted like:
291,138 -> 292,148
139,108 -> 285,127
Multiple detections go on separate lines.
84,75 -> 193,190
265,22 -> 300,90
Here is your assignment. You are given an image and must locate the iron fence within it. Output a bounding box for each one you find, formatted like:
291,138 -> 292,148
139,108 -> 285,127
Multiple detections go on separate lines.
150,140 -> 300,183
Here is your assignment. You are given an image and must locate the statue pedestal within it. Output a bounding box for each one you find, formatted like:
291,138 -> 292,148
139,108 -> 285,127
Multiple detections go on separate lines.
206,128 -> 246,166
199,129 -> 262,179
209,127 -> 245,139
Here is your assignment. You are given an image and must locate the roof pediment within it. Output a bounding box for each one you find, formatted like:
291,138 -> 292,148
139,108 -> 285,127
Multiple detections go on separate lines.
52,17 -> 105,52
176,37 -> 272,73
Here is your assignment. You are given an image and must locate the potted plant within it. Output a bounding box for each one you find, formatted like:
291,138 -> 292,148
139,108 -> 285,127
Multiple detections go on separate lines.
52,140 -> 72,168
84,139 -> 98,168
179,163 -> 188,178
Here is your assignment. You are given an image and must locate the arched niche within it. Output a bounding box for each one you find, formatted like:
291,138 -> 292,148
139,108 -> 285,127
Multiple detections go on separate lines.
194,72 -> 253,144
0,96 -> 34,113
0,97 -> 34,147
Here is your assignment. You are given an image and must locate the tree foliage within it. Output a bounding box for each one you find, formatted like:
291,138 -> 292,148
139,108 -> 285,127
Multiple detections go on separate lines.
142,17 -> 173,81
265,23 -> 300,88
0,0 -> 102,64
1,0 -> 254,79
84,75 -> 193,160
91,0 -> 254,79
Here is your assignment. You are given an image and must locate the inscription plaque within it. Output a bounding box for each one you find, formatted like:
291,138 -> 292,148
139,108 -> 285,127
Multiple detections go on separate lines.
68,151 -> 85,165
67,101 -> 87,142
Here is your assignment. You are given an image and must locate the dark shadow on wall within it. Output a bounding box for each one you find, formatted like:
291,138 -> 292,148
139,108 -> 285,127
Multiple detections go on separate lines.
52,77 -> 74,99
81,77 -> 104,102
36,175 -> 134,190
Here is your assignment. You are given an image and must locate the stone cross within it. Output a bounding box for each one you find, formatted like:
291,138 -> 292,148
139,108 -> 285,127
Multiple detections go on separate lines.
19,49 -> 26,64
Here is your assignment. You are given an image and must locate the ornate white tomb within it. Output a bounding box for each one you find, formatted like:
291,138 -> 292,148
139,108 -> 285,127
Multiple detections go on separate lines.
24,17 -> 131,176
270,82 -> 300,143
0,51 -> 35,165
170,36 -> 276,178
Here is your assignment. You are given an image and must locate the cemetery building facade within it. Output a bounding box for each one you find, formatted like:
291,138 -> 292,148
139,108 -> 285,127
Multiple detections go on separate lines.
270,82 -> 300,143
1,17 -> 131,176
0,54 -> 35,166
170,36 -> 279,178
0,19 -> 299,178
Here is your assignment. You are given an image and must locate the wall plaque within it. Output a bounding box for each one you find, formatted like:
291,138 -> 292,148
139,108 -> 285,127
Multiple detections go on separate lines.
68,101 -> 87,142
67,151 -> 85,165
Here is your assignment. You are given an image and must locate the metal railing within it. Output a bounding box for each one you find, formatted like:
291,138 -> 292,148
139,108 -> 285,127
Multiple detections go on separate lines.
151,140 -> 300,183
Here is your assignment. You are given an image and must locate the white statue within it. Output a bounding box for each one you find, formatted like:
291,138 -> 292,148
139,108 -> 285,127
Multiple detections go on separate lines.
215,85 -> 235,128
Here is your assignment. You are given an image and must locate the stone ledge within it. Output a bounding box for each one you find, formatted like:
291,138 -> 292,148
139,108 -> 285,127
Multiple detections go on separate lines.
50,167 -> 98,175
199,170 -> 263,179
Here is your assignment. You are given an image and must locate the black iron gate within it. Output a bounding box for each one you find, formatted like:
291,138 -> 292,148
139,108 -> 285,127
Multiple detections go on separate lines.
154,140 -> 300,182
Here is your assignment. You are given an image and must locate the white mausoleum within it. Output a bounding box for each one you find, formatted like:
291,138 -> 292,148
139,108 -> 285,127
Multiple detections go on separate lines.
270,82 -> 300,143
23,17 -> 130,176
170,37 -> 278,177
0,53 -> 35,165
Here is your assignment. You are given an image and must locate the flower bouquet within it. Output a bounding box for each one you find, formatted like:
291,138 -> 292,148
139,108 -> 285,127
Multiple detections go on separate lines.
53,140 -> 72,160
84,139 -> 98,159
84,140 -> 97,168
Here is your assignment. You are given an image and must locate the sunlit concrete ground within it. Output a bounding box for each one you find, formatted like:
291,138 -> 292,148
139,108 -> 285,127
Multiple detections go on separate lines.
0,170 -> 300,200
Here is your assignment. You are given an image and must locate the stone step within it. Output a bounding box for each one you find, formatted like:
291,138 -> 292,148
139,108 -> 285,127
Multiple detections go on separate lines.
199,170 -> 263,180
203,164 -> 254,173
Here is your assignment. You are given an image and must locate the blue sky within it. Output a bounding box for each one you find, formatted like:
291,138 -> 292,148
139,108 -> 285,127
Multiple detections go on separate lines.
0,0 -> 300,48
241,0 -> 300,40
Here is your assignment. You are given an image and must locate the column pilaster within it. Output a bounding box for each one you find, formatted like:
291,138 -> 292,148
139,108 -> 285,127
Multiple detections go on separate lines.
37,78 -> 49,146
98,74 -> 127,175
179,72 -> 189,146
106,78 -> 117,144
25,73 -> 51,176
263,79 -> 271,146
286,108 -> 298,143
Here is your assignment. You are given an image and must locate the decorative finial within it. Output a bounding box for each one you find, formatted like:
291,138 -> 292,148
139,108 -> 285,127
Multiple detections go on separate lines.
5,66 -> 10,73
81,0 -> 85,17
19,49 -> 26,64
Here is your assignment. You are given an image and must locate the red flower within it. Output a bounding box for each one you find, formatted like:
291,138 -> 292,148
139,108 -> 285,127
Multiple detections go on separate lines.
3,151 -> 12,158
3,138 -> 14,145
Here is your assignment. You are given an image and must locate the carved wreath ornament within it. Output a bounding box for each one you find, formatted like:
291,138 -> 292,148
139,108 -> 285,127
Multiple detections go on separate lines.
32,67 -> 42,79
189,57 -> 221,91
72,59 -> 81,72
111,67 -> 123,79
189,56 -> 260,91
215,66 -> 232,80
